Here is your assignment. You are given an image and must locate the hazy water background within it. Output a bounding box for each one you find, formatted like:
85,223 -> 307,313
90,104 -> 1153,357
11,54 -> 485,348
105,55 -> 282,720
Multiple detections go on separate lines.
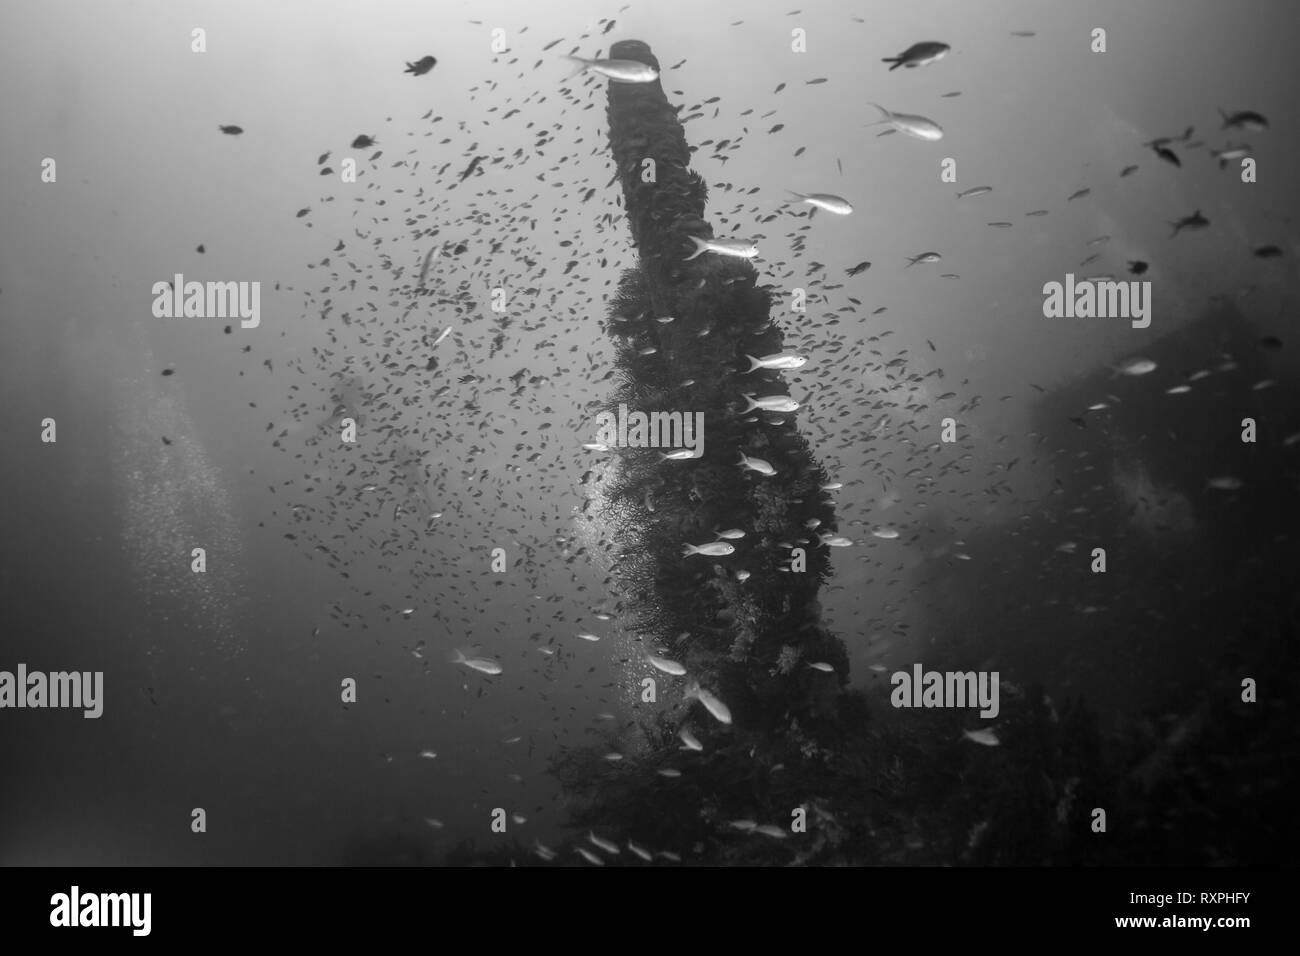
1,0 -> 1297,864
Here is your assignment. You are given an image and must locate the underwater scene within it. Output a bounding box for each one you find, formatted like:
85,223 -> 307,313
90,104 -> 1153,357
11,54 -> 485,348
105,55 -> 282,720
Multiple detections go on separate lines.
1,0 -> 1298,877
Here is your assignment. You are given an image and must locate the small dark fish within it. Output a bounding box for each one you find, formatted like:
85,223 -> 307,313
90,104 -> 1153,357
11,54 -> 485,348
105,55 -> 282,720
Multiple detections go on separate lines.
218,125 -> 243,135
986,221 -> 1013,228
196,244 -> 205,253
296,208 -> 310,218
1128,260 -> 1149,275
317,152 -> 330,165
1010,30 -> 1036,37
1257,335 -> 1283,350
404,55 -> 437,76
846,260 -> 871,276
1220,109 -> 1268,132
1120,164 -> 1138,177
459,156 -> 484,182
1067,188 -> 1090,201
1153,144 -> 1180,167
1068,416 -> 1087,429
161,368 -> 175,377
882,41 -> 950,70
161,436 -> 172,445
351,134 -> 376,149
426,356 -> 439,370
1025,209 -> 1049,217
602,19 -> 616,34
1168,209 -> 1209,237
1253,245 -> 1282,258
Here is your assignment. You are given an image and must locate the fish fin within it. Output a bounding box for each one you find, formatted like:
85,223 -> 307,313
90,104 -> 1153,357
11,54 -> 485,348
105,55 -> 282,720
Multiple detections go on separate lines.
681,544 -> 696,557
744,354 -> 761,372
866,102 -> 891,126
562,55 -> 590,80
886,59 -> 902,70
783,190 -> 805,204
682,234 -> 708,261
741,394 -> 758,412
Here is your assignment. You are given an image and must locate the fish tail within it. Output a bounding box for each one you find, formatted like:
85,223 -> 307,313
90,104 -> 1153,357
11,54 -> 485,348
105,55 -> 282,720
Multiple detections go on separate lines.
744,354 -> 762,372
741,393 -> 757,412
866,102 -> 891,125
449,648 -> 467,664
562,55 -> 590,80
783,190 -> 805,204
682,235 -> 708,261
681,544 -> 697,557
883,58 -> 902,70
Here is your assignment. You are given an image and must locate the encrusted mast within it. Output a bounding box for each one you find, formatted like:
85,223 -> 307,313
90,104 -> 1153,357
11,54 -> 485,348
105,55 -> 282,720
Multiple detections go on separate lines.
598,39 -> 848,745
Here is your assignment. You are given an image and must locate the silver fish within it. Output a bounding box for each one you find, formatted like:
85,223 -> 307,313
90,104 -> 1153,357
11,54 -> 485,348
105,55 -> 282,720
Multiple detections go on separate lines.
683,235 -> 760,261
737,452 -> 777,476
745,351 -> 809,372
564,55 -> 659,84
786,191 -> 853,215
685,681 -> 732,724
574,846 -> 606,865
742,393 -> 800,413
647,654 -> 687,676
906,251 -> 942,267
451,649 -> 502,675
869,102 -> 944,141
682,541 -> 736,557
1113,357 -> 1157,376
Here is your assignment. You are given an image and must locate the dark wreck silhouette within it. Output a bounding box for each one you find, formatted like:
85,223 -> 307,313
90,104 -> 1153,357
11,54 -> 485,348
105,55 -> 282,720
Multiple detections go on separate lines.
394,44 -> 1299,867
